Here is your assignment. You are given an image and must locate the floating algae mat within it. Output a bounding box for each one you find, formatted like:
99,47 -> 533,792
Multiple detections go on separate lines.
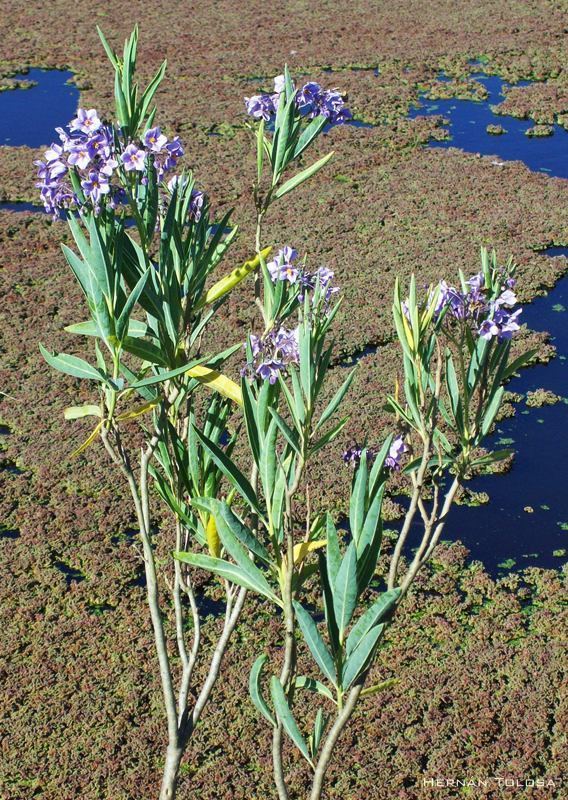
0,68 -> 78,147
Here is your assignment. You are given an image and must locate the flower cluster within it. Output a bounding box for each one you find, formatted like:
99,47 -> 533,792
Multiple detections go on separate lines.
245,75 -> 351,126
267,246 -> 339,304
242,326 -> 299,384
424,272 -> 522,341
35,109 -> 184,217
343,435 -> 408,471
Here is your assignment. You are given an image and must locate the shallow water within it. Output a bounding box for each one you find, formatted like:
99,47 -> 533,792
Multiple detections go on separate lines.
409,73 -> 568,176
0,69 -> 78,148
405,77 -> 568,572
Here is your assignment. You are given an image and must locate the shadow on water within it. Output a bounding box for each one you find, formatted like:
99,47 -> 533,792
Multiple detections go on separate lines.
0,69 -> 78,147
409,73 -> 568,177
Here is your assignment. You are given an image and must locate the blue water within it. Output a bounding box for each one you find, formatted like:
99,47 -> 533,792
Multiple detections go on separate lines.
0,69 -> 78,147
409,74 -> 568,176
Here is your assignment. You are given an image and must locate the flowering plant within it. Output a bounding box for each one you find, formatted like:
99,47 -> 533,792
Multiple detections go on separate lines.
40,25 -> 532,800
39,26 -> 350,800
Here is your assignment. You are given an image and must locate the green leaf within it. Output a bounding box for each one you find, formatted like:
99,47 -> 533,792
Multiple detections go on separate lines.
316,367 -> 357,431
121,336 -> 167,366
191,497 -> 271,566
194,428 -> 264,520
128,356 -> 207,388
116,268 -> 150,342
293,115 -> 328,159
65,319 -> 147,339
481,385 -> 504,437
342,623 -> 385,690
39,345 -> 108,383
174,551 -> 281,605
325,514 -> 341,585
273,152 -> 334,200
311,415 -> 349,454
294,676 -> 335,703
270,677 -> 313,766
332,542 -> 358,644
319,553 -> 339,654
249,654 -> 276,726
268,407 -> 302,455
349,451 -> 368,546
345,589 -> 400,657
293,601 -> 337,685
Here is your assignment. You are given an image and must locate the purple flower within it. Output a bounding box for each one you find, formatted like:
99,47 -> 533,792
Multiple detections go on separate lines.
243,326 -> 299,383
256,358 -> 286,384
496,288 -> 517,307
67,142 -> 92,170
267,246 -> 300,283
297,82 -> 351,125
122,144 -> 146,172
81,170 -> 110,203
143,126 -> 168,153
299,265 -> 339,304
385,436 -> 409,470
189,189 -> 205,222
478,306 -> 522,341
342,445 -> 378,467
245,94 -> 276,121
69,108 -> 102,135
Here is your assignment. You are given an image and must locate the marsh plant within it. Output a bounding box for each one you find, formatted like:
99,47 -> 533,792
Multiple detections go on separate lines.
40,26 -> 531,800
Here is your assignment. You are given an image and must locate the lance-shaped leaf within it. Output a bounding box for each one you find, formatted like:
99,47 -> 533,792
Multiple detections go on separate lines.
64,405 -> 101,420
273,152 -> 334,201
342,623 -> 385,690
127,356 -> 207,388
345,588 -> 400,658
249,654 -> 276,726
349,451 -> 368,546
316,367 -> 357,431
187,365 -> 242,406
65,318 -> 148,339
116,268 -> 150,342
270,677 -> 314,766
360,677 -> 399,698
71,419 -> 104,457
332,542 -> 358,644
293,539 -> 327,566
174,551 -> 281,605
193,428 -> 264,520
195,247 -> 272,309
293,601 -> 337,685
39,345 -> 108,383
192,497 -> 271,566
293,114 -> 328,159
295,676 -> 335,704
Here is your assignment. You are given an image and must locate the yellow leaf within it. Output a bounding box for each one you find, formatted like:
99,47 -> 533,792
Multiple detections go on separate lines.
293,539 -> 327,566
205,515 -> 221,558
360,678 -> 399,698
187,365 -> 243,406
64,404 -> 102,420
401,312 -> 415,351
196,247 -> 272,309
116,400 -> 159,421
71,420 -> 103,457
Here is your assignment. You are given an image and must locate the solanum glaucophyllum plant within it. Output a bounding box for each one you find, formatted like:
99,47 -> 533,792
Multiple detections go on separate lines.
39,26 -> 351,800
40,25 -> 532,800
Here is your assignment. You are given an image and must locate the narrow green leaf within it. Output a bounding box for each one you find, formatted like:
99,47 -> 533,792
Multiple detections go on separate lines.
273,152 -> 334,201
342,623 -> 385,690
191,497 -> 271,566
270,677 -> 313,766
249,654 -> 276,726
332,542 -> 358,643
293,601 -> 337,685
316,367 -> 357,431
193,428 -> 264,520
174,551 -> 280,605
39,345 -> 107,383
345,589 -> 400,658
294,676 -> 335,703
